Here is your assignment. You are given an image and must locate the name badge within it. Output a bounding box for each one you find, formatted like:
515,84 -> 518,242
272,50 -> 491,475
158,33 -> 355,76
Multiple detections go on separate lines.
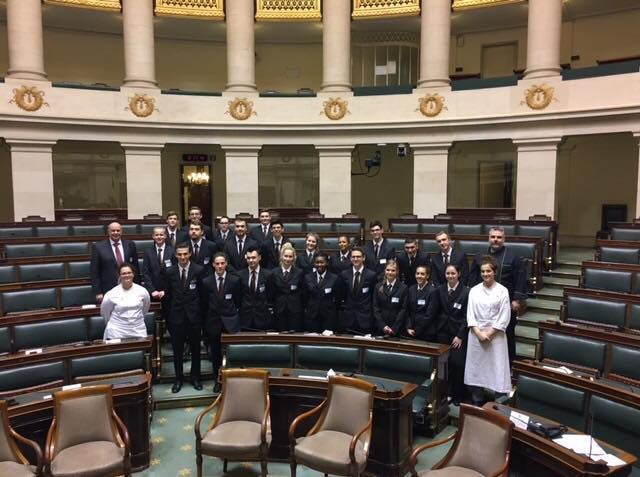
362,287 -> 370,293
324,288 -> 332,294
164,259 -> 172,266
259,285 -> 266,293
225,293 -> 233,300
312,267 -> 317,273
417,299 -> 426,306
290,284 -> 298,291
204,257 -> 210,264
379,258 -> 387,265
189,283 -> 197,290
454,302 -> 462,309
128,256 -> 134,263
391,297 -> 400,303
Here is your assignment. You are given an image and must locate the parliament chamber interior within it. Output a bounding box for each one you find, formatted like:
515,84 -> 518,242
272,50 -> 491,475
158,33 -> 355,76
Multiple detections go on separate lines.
0,0 -> 639,475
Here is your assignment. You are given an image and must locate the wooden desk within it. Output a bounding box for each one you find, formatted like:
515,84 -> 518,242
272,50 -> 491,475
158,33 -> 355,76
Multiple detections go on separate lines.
488,403 -> 636,476
7,373 -> 152,472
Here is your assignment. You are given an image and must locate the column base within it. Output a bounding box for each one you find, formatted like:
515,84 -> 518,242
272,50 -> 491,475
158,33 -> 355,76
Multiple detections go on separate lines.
320,83 -> 352,92
225,83 -> 258,92
416,78 -> 451,90
522,66 -> 562,79
122,78 -> 159,89
6,70 -> 48,82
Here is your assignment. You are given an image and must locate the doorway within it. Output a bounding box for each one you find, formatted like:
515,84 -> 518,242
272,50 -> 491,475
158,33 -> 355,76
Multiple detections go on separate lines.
181,164 -> 212,226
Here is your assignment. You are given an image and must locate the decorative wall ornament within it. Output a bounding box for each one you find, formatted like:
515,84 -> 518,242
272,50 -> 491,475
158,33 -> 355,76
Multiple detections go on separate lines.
256,0 -> 321,21
352,0 -> 420,19
226,98 -> 256,120
352,31 -> 419,45
417,93 -> 446,117
452,0 -> 524,10
10,85 -> 49,112
126,94 -> 156,117
522,84 -> 556,110
43,0 -> 120,11
155,0 -> 224,19
322,98 -> 350,120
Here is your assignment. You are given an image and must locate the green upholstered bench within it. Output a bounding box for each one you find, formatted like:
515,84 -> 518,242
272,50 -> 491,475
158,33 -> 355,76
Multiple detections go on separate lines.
289,238 -> 306,249
225,343 -> 293,369
0,327 -> 10,354
306,222 -> 334,233
484,224 -> 516,235
5,243 -> 48,259
0,266 -> 17,284
36,226 -> 70,237
583,268 -> 632,293
385,238 -> 406,252
294,345 -> 360,373
505,242 -> 536,261
457,240 -> 488,257
0,361 -> 65,397
419,240 -> 442,255
391,223 -> 419,234
419,223 -> 450,234
600,247 -> 640,264
0,227 -> 34,238
565,295 -> 626,329
71,225 -> 105,236
68,261 -> 91,279
13,317 -> 87,350
515,374 -> 587,431
70,350 -> 146,382
611,228 -> 640,241
60,285 -> 95,308
133,240 -> 154,254
542,332 -> 607,375
282,222 -> 304,233
451,224 -> 483,235
335,223 -> 361,234
609,345 -> 640,383
121,224 -> 139,235
19,263 -> 65,282
1,288 -> 57,315
590,395 -> 640,461
139,223 -> 164,235
88,315 -> 106,340
49,241 -> 89,256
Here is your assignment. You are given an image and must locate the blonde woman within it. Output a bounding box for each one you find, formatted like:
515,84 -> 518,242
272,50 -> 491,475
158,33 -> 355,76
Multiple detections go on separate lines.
296,232 -> 321,273
269,243 -> 304,331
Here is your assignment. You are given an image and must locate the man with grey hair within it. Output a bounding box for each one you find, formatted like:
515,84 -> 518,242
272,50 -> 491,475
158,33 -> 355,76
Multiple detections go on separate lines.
469,226 -> 527,364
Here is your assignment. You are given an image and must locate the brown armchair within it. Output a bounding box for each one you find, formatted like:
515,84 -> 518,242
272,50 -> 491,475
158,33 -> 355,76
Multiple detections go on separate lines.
45,385 -> 131,477
0,400 -> 42,477
289,375 -> 375,477
409,404 -> 513,477
195,368 -> 271,477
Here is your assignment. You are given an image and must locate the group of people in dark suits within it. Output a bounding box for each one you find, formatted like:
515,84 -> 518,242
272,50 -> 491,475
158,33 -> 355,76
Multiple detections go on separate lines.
89,212 -> 528,400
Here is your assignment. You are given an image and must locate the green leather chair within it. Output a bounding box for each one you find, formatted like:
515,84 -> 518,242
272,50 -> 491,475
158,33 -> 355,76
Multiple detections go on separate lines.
70,225 -> 105,236
60,285 -> 96,308
306,222 -> 333,233
600,247 -> 640,265
68,261 -> 90,279
457,240 -> 488,258
385,238 -> 406,253
144,312 -> 156,336
133,240 -> 154,254
13,318 -> 88,350
19,263 -> 65,282
566,295 -> 626,329
2,288 -> 57,315
321,237 -> 339,250
0,361 -> 65,396
583,268 -> 632,293
4,244 -> 48,259
0,266 -> 17,284
629,305 -> 640,333
289,237 -> 306,250
590,395 -> 640,460
282,222 -> 304,233
391,223 -> 419,234
542,332 -> 607,374
517,225 -> 552,241
225,343 -> 293,369
419,239 -> 441,255
420,223 -> 450,235
611,228 -> 640,241
70,350 -> 146,382
49,242 -> 89,256
121,224 -> 139,235
609,344 -> 640,382
0,227 -> 34,238
452,224 -> 483,235
36,226 -> 70,237
0,327 -> 10,355
515,374 -> 587,431
484,224 -> 516,235
88,315 -> 106,340
294,345 -> 360,373
139,223 -> 164,235
334,223 -> 361,234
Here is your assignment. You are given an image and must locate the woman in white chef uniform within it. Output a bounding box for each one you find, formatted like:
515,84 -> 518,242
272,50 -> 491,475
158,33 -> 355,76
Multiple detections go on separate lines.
464,256 -> 512,406
101,263 -> 151,339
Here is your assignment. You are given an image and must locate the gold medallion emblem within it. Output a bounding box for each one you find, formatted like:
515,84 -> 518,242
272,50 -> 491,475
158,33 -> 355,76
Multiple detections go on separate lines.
322,98 -> 349,120
127,94 -> 156,117
10,85 -> 49,112
226,98 -> 256,120
522,84 -> 555,110
417,93 -> 446,117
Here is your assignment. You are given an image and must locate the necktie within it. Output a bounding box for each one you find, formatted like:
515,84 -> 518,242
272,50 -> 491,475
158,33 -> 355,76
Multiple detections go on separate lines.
238,239 -> 243,256
283,270 -> 289,280
218,276 -> 224,296
250,270 -> 257,292
263,226 -> 268,237
353,271 -> 361,292
193,242 -> 199,257
374,243 -> 379,258
113,241 -> 124,265
181,267 -> 187,288
444,253 -> 449,266
157,248 -> 163,265
170,232 -> 175,246
275,242 -> 281,255
341,254 -> 347,262
409,255 -> 413,267
222,232 -> 227,241
386,283 -> 392,293
318,274 -> 322,284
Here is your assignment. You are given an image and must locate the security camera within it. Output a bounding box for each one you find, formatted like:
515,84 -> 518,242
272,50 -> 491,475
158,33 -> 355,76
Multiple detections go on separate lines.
397,144 -> 407,158
365,150 -> 382,169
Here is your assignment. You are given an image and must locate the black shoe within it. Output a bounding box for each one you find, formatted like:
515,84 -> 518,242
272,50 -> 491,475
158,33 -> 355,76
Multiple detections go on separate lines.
171,380 -> 183,394
191,378 -> 203,391
213,381 -> 221,393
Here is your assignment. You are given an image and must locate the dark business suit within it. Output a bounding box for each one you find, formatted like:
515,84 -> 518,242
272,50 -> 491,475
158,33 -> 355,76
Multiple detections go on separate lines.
330,251 -> 352,275
430,247 -> 469,287
469,245 -> 528,364
407,282 -> 438,341
373,281 -> 409,335
340,267 -> 377,334
364,240 -> 397,278
304,271 -> 341,332
165,228 -> 187,249
238,267 -> 272,330
188,239 -> 218,276
250,224 -> 272,244
223,236 -> 259,272
268,267 -> 304,331
212,230 -> 233,250
428,283 -> 470,402
202,272 -> 241,378
180,223 -> 214,242
165,263 -> 206,381
90,239 -> 139,296
397,251 -> 431,287
296,250 -> 318,275
142,244 -> 175,320
263,237 -> 292,270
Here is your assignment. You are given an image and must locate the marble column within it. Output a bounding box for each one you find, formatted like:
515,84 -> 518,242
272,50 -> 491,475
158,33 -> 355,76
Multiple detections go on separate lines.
224,146 -> 260,217
7,140 -> 56,220
317,146 -> 352,216
412,143 -> 451,217
514,138 -> 561,220
122,144 -> 164,219
634,133 -> 640,219
321,0 -> 351,92
122,0 -> 157,88
5,0 -> 47,81
417,0 -> 451,89
523,0 -> 562,79
225,0 -> 257,92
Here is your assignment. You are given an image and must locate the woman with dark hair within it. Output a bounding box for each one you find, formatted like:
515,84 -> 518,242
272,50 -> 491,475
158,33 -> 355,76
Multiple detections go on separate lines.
373,259 -> 408,336
427,263 -> 470,405
464,256 -> 512,406
406,264 -> 437,341
100,263 -> 150,339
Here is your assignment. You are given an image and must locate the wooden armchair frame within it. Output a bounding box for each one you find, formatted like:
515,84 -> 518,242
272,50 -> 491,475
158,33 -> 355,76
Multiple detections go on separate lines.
0,400 -> 42,476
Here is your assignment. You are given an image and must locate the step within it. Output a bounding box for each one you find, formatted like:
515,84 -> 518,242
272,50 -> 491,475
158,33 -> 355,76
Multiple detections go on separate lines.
526,298 -> 562,313
158,360 -> 215,384
531,287 -> 563,302
153,382 -> 217,409
515,325 -> 539,341
543,276 -> 579,288
516,342 -> 536,359
518,311 -> 560,327
556,248 -> 595,264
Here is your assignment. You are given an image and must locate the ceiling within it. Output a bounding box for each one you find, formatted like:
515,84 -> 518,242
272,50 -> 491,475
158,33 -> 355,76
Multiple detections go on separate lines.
0,0 -> 637,44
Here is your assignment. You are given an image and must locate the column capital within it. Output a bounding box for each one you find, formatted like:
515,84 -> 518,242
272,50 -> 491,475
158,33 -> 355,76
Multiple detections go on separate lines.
221,145 -> 262,156
633,132 -> 640,143
315,145 -> 353,156
411,142 -> 452,154
5,139 -> 56,152
121,143 -> 165,154
512,137 -> 562,151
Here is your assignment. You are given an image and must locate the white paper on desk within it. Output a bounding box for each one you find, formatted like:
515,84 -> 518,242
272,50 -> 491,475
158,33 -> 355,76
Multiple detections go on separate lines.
353,334 -> 374,340
81,304 -> 97,309
553,435 -> 606,457
509,411 -> 530,430
542,365 -> 573,375
298,375 -> 327,381
598,454 -> 626,467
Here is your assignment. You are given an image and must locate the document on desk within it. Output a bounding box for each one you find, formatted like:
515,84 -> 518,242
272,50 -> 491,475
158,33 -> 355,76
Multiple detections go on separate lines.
298,375 -> 328,381
552,434 -> 625,466
509,410 -> 530,430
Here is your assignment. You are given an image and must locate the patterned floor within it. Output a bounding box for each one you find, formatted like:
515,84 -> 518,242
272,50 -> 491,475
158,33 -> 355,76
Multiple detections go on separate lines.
137,404 -> 455,477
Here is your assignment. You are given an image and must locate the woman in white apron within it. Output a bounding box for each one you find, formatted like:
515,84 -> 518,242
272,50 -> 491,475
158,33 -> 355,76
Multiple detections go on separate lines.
100,263 -> 151,339
464,256 -> 512,406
